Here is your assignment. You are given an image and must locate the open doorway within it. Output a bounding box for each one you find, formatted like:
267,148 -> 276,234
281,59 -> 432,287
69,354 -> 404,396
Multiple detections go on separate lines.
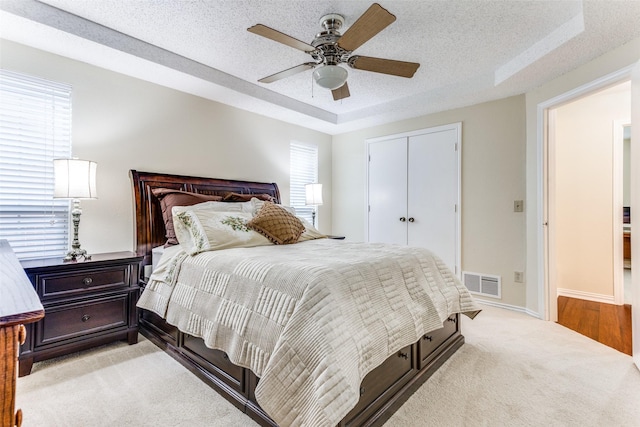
621,124 -> 632,305
546,80 -> 632,355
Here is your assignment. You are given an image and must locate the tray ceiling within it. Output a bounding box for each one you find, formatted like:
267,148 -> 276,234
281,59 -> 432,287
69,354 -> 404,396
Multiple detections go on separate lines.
1,0 -> 639,134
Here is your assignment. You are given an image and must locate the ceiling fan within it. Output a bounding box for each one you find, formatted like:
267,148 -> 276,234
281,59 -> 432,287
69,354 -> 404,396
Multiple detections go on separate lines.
247,3 -> 420,101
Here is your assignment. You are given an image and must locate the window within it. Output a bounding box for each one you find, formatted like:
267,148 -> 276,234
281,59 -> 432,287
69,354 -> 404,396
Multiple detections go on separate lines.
290,141 -> 318,225
0,69 -> 72,260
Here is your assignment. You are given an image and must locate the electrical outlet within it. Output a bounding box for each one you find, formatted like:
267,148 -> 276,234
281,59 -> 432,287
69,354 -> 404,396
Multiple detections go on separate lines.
514,200 -> 524,212
514,271 -> 524,283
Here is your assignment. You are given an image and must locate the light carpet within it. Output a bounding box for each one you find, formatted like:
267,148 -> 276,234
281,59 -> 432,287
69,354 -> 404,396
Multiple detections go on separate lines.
16,305 -> 640,426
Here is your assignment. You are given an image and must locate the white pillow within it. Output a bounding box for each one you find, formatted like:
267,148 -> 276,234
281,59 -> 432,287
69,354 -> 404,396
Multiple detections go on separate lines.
297,217 -> 327,241
172,200 -> 254,216
172,209 -> 271,255
250,197 -> 296,215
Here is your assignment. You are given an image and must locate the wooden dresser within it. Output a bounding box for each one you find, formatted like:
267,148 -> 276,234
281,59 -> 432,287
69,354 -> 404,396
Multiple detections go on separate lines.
0,240 -> 44,427
623,229 -> 631,260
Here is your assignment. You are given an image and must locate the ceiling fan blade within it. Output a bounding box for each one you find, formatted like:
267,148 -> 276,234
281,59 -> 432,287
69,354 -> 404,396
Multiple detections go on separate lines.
337,3 -> 396,52
258,63 -> 316,83
348,55 -> 420,78
248,24 -> 316,53
332,82 -> 351,101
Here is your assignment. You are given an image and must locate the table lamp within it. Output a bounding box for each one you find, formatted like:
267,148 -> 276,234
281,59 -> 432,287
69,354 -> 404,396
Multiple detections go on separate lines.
53,158 -> 97,261
305,183 -> 323,228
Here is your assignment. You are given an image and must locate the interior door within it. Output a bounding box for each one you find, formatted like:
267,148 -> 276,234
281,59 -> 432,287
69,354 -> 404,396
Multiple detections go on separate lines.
407,130 -> 459,272
368,137 -> 408,245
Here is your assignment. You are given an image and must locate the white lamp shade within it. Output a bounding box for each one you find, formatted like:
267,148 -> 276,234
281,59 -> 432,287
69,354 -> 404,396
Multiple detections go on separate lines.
313,65 -> 348,90
305,183 -> 323,206
53,159 -> 98,199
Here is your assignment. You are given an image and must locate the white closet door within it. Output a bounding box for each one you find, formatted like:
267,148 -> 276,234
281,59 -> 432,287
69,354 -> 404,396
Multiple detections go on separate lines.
368,137 -> 408,245
407,129 -> 458,271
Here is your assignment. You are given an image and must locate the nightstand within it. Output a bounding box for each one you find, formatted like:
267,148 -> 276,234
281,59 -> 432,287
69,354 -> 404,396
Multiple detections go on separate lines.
19,252 -> 143,376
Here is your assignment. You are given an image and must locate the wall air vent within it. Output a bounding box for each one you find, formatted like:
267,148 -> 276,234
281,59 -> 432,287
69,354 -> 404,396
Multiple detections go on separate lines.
462,271 -> 501,298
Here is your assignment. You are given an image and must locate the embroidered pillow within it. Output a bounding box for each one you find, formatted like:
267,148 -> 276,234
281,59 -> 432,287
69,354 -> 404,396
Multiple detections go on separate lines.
173,210 -> 271,255
247,202 -> 305,245
152,188 -> 223,246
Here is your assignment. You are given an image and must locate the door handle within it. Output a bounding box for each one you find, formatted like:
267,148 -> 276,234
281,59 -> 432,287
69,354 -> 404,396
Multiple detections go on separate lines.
408,217 -> 415,223
399,217 -> 406,222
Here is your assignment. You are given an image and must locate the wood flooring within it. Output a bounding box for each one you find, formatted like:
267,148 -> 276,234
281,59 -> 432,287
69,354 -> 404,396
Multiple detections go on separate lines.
557,296 -> 632,356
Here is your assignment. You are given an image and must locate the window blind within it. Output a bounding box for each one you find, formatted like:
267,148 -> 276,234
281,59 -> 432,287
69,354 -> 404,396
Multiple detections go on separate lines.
290,142 -> 318,225
0,69 -> 72,260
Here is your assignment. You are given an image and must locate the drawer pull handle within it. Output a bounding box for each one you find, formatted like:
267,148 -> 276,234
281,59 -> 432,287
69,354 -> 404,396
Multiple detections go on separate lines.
223,353 -> 229,360
447,317 -> 456,323
423,335 -> 433,342
360,387 -> 365,396
18,325 -> 27,345
81,314 -> 91,322
82,277 -> 93,286
397,351 -> 409,360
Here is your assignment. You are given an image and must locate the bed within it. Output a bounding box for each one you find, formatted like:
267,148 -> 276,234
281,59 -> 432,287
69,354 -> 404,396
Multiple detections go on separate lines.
131,170 -> 479,427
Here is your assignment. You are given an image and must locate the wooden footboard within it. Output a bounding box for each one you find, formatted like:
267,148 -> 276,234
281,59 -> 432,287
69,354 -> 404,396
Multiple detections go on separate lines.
139,307 -> 463,427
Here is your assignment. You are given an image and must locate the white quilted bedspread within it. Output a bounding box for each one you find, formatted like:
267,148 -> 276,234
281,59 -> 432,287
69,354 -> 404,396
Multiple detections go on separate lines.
137,239 -> 479,426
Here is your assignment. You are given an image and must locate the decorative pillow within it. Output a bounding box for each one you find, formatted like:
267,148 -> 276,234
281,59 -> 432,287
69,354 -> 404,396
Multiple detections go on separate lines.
250,198 -> 323,242
172,210 -> 271,255
222,192 -> 275,203
247,202 -> 305,245
152,188 -> 223,246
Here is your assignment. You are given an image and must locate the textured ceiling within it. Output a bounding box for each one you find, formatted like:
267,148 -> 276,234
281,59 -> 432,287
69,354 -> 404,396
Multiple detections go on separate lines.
1,0 -> 639,134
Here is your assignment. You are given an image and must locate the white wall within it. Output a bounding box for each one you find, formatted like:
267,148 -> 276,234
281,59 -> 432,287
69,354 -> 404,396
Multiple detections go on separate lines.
525,37 -> 640,316
0,40 -> 333,254
333,96 -> 527,308
554,82 -> 630,297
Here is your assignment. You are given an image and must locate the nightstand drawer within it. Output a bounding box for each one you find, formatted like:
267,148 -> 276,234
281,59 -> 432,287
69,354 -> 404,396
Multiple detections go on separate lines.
39,266 -> 130,300
36,294 -> 128,347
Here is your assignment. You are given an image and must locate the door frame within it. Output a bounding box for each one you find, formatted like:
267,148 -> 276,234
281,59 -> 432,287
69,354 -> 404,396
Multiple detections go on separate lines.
613,119 -> 631,305
532,61 -> 640,369
365,122 -> 462,277
537,65 -> 635,319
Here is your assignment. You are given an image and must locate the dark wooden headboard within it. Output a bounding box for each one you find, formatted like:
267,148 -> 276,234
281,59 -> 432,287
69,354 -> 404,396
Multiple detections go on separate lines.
130,170 -> 281,267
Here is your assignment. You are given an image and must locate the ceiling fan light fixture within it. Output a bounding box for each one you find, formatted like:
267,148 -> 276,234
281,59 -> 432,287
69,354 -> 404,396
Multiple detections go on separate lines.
313,65 -> 348,90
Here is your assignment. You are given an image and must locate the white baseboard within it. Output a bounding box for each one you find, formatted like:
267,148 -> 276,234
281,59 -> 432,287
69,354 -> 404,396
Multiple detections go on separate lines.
524,308 -> 543,319
556,288 -> 615,304
473,299 -> 544,319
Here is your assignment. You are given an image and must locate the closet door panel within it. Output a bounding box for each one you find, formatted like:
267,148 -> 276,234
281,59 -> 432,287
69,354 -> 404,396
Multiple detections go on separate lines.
368,138 -> 408,245
407,130 -> 458,271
